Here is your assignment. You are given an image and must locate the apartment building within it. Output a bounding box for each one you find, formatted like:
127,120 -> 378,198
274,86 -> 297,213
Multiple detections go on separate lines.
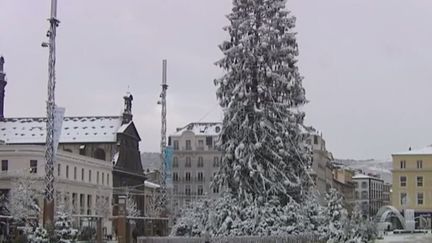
383,183 -> 392,206
392,146 -> 432,229
352,174 -> 384,217
306,131 -> 334,202
168,122 -> 222,218
332,165 -> 356,213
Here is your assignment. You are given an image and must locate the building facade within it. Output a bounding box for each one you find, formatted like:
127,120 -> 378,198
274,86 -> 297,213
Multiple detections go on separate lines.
306,132 -> 334,202
0,145 -> 112,231
353,174 -> 384,217
332,166 -> 356,213
392,146 -> 432,229
0,92 -> 155,237
168,122 -> 223,219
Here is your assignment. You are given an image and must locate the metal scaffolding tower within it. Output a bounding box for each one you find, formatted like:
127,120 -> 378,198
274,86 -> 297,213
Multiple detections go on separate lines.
158,60 -> 168,212
42,0 -> 59,226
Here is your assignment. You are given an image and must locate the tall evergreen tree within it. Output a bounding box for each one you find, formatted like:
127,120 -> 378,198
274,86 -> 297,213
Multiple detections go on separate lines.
214,0 -> 309,204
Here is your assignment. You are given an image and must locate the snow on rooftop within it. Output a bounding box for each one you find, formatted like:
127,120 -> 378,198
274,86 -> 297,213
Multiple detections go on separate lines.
144,181 -> 160,189
393,146 -> 432,156
172,122 -> 222,136
352,174 -> 382,181
0,116 -> 122,144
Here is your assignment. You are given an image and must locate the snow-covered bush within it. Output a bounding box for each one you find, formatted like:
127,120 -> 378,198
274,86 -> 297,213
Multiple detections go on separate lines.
320,188 -> 348,243
7,177 -> 41,226
55,208 -> 78,242
27,226 -> 49,243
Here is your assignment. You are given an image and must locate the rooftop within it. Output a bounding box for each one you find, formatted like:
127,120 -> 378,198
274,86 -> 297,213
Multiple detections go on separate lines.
172,122 -> 222,136
352,173 -> 383,181
0,116 -> 123,144
393,146 -> 432,156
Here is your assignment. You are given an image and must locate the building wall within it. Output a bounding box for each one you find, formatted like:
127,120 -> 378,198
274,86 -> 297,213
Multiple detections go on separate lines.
59,143 -> 117,163
392,154 -> 431,212
169,130 -> 222,217
353,176 -> 384,216
0,145 -> 113,234
306,133 -> 333,202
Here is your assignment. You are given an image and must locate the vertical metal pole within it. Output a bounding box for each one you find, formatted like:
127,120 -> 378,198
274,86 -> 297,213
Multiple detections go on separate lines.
159,60 -> 168,213
43,0 -> 59,226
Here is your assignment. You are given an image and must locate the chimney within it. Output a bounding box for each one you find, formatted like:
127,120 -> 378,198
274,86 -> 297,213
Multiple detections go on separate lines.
122,92 -> 133,124
0,56 -> 7,120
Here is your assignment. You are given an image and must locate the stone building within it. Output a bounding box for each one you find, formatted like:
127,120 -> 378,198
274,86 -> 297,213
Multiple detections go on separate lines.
168,122 -> 223,219
352,174 -> 384,217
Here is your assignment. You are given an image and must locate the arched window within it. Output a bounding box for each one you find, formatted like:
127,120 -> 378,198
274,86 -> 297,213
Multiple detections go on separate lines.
94,148 -> 106,160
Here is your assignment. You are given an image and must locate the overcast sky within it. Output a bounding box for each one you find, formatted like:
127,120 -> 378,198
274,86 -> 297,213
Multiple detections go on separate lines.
1,0 -> 431,160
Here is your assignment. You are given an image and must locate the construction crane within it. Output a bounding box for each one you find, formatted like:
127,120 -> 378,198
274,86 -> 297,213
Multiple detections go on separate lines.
42,0 -> 59,226
157,60 -> 168,214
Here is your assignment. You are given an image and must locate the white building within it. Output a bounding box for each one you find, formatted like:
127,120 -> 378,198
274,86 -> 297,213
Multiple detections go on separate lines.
0,116 -> 123,234
352,174 -> 384,217
168,122 -> 223,218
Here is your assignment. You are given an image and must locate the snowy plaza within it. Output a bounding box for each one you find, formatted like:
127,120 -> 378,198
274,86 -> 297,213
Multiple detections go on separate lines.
1,0 -> 432,242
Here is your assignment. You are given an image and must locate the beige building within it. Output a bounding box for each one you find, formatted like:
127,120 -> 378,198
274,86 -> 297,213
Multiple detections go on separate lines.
392,146 -> 432,229
168,122 -> 222,218
306,132 -> 334,202
332,165 -> 355,213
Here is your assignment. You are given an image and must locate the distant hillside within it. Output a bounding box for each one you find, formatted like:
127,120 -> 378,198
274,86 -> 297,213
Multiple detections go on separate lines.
141,152 -> 161,172
335,159 -> 392,184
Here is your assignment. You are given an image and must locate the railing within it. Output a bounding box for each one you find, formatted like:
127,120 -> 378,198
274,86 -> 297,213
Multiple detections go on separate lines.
138,235 -> 323,243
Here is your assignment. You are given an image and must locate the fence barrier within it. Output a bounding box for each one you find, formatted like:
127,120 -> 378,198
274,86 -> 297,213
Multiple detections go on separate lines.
138,234 -> 323,243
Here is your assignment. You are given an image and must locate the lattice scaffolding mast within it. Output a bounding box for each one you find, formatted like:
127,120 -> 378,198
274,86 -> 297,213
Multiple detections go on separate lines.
42,0 -> 60,226
158,60 -> 168,211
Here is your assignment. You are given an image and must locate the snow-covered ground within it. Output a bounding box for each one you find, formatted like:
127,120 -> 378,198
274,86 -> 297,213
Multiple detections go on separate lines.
376,232 -> 432,243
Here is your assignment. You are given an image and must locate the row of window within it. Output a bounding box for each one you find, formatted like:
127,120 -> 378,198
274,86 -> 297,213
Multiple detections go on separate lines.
400,192 -> 423,206
400,160 -> 423,169
400,176 -> 423,187
174,184 -> 220,195
173,172 -> 208,182
172,156 -> 220,168
172,137 -> 216,151
57,163 -> 110,186
1,160 -> 38,173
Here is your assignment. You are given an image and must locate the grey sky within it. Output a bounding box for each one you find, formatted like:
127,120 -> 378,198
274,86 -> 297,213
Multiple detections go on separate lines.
0,0 -> 431,160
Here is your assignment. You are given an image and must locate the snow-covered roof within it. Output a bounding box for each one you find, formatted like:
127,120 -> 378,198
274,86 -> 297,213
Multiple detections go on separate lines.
0,116 -> 122,144
352,174 -> 382,181
393,146 -> 432,156
172,122 -> 222,136
352,174 -> 373,179
144,181 -> 160,189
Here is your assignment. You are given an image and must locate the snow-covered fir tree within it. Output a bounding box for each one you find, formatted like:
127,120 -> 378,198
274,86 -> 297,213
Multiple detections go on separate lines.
322,188 -> 348,243
7,177 -> 41,226
27,227 -> 49,243
173,0 -> 320,237
95,188 -> 111,219
126,194 -> 140,224
345,203 -> 367,242
171,199 -> 211,237
54,199 -> 78,242
213,0 -> 310,206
